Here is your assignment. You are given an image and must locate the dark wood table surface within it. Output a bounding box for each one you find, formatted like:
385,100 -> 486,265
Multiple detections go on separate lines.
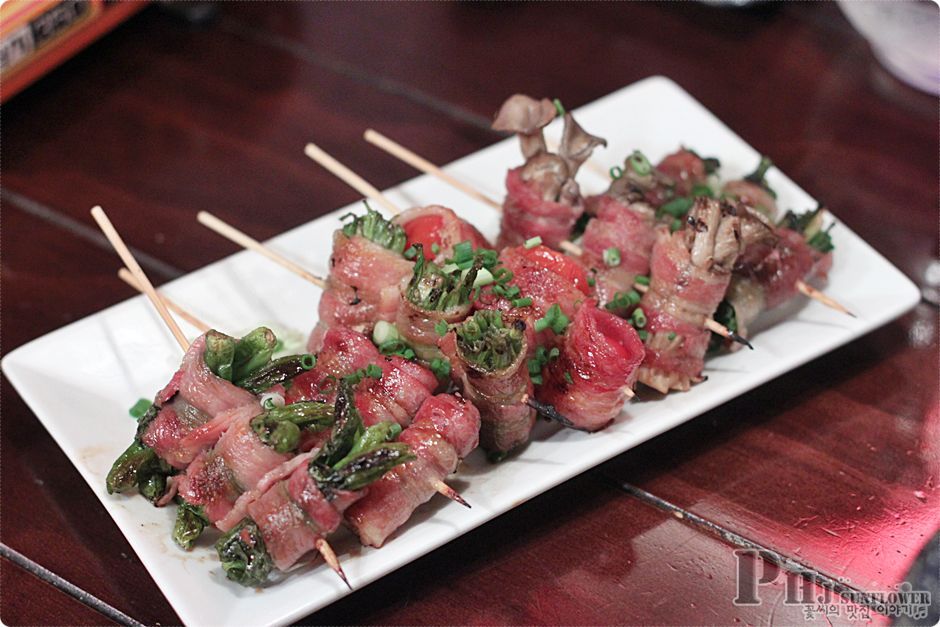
2,2 -> 937,625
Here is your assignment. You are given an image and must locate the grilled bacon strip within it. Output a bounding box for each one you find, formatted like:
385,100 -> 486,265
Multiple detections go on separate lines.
493,94 -> 605,249
537,301 -> 644,431
345,393 -> 481,548
638,198 -> 744,393
440,310 -> 534,456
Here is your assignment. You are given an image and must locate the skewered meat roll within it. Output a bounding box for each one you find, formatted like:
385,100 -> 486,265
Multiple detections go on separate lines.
536,301 -> 644,431
637,198 -> 745,393
216,384 -> 414,585
440,310 -> 534,457
724,207 -> 834,340
396,245 -> 482,361
106,328 -> 314,504
721,155 -> 778,218
311,207 -> 413,350
493,94 -> 606,249
345,393 -> 481,548
581,170 -> 658,311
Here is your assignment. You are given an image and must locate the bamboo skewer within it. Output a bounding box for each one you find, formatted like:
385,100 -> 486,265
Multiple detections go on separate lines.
432,480 -> 470,508
91,206 -> 190,351
364,129 -> 502,211
315,537 -> 352,590
796,280 -> 856,318
197,211 -> 327,289
304,142 -> 402,215
117,268 -> 211,333
361,137 -> 752,348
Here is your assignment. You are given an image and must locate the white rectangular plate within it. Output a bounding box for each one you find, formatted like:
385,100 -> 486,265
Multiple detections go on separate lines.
2,76 -> 921,626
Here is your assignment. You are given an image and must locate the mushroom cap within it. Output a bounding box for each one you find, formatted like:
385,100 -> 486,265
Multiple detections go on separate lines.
492,94 -> 557,135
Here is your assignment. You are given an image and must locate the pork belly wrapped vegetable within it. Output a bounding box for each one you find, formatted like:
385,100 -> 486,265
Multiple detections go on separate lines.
345,393 -> 481,548
394,204 -> 491,262
536,301 -> 644,431
106,328 -> 315,504
216,382 -> 414,585
440,310 -> 534,457
720,206 -> 834,344
311,207 -> 413,350
637,198 -> 745,393
493,94 -> 606,249
396,244 -> 484,361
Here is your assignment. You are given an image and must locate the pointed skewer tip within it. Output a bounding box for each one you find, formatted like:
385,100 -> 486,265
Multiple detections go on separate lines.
434,480 -> 471,508
315,538 -> 351,590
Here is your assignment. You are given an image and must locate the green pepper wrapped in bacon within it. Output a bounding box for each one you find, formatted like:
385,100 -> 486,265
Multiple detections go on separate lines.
395,243 -> 490,361
439,310 -> 534,458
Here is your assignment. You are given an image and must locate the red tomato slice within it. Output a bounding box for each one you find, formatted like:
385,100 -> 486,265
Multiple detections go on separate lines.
402,214 -> 445,260
520,245 -> 591,295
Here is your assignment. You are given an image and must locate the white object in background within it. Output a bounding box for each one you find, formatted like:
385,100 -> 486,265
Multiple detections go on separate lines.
839,1 -> 940,96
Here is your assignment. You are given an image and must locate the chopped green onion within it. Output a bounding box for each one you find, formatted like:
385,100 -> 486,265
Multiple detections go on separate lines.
524,236 -> 542,249
431,242 -> 440,255
670,218 -> 684,233
553,98 -> 565,116
430,358 -> 451,380
533,303 -> 569,335
609,166 -> 623,180
628,150 -> 652,176
512,296 -> 533,308
473,267 -> 494,288
690,183 -> 714,198
434,320 -> 449,336
667,332 -> 678,341
587,275 -> 596,287
637,329 -> 649,341
603,247 -> 621,267
605,289 -> 641,311
631,307 -> 647,329
634,275 -> 650,286
372,320 -> 401,346
452,241 -> 473,263
530,374 -> 543,385
564,371 -> 573,384
659,196 -> 694,218
404,245 -> 418,260
128,398 -> 152,419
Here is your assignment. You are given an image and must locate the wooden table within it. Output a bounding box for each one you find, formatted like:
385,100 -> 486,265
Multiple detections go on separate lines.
2,3 -> 937,624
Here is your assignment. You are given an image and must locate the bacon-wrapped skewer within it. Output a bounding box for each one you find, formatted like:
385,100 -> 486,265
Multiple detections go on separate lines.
721,207 -> 835,342
535,301 -> 645,431
344,393 -> 481,548
579,162 -> 658,311
215,383 -> 414,586
637,198 -> 746,393
493,94 -> 606,249
394,204 -> 490,262
106,328 -> 315,504
312,205 -> 493,351
311,207 -> 414,350
174,324 -> 438,546
440,310 -> 534,458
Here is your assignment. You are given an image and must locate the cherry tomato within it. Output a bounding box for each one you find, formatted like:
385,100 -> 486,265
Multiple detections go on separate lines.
520,245 -> 591,295
402,214 -> 445,260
